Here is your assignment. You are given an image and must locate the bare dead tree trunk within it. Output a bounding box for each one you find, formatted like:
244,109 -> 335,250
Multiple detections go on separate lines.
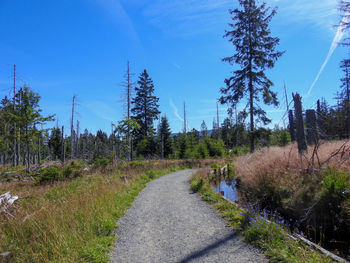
38,127 -> 41,165
17,91 -> 21,166
5,123 -> 9,164
288,110 -> 295,142
306,109 -> 318,145
293,93 -> 307,153
347,70 -> 350,138
61,125 -> 65,164
13,64 -> 17,166
76,120 -> 80,159
183,102 -> 187,134
70,95 -> 76,160
216,102 -> 220,139
120,61 -> 135,161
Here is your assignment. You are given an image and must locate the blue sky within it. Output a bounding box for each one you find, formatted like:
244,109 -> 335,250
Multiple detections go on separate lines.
0,0 -> 348,134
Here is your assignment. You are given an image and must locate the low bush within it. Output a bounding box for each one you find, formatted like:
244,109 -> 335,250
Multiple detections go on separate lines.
36,165 -> 62,184
190,178 -> 203,193
146,169 -> 156,179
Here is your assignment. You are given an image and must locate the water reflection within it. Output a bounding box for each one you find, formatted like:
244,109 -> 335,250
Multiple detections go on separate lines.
212,178 -> 238,202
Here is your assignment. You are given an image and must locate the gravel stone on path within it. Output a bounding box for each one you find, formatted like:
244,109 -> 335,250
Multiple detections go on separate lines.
110,169 -> 266,263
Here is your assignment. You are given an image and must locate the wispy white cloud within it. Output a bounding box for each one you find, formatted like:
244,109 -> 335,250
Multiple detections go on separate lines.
267,0 -> 338,32
173,63 -> 181,69
143,0 -> 231,35
140,0 -> 338,36
85,100 -> 118,122
93,0 -> 142,45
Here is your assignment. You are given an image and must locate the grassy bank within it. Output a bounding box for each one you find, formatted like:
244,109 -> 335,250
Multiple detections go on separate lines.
233,141 -> 350,258
0,160 -> 188,263
190,169 -> 336,263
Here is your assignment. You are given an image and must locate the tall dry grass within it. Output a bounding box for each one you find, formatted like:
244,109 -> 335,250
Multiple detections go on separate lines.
234,140 -> 350,189
0,160 -> 190,263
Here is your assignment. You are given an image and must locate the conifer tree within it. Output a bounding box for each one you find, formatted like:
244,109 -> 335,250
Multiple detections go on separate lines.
15,86 -> 54,169
220,0 -> 284,152
158,116 -> 173,158
48,127 -> 62,160
200,120 -> 208,138
131,69 -> 160,141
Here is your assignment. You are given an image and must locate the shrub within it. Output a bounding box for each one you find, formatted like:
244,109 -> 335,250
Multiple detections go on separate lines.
62,166 -> 73,178
93,158 -> 110,168
227,163 -> 235,177
197,142 -> 209,159
146,169 -> 156,179
37,165 -> 62,184
190,178 -> 203,193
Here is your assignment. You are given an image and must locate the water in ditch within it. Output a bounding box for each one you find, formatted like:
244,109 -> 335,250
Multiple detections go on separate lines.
212,175 -> 239,202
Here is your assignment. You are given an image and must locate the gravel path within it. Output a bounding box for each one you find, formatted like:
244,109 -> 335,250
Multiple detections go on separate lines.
110,169 -> 266,263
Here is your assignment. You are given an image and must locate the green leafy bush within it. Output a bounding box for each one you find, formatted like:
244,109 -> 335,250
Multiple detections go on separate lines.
146,169 -> 156,179
190,178 -> 203,192
37,165 -> 62,184
93,157 -> 110,168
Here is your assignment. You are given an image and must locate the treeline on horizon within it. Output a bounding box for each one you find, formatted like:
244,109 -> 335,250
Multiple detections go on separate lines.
0,79 -> 348,169
1,0 -> 350,170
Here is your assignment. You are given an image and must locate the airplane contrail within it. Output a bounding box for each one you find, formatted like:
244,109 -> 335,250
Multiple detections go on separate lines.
169,99 -> 184,122
306,12 -> 350,97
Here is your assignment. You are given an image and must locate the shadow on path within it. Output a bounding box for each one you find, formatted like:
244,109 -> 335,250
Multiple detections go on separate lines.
178,232 -> 238,263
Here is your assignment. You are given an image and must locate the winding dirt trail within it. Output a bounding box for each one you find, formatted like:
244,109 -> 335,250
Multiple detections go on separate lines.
110,169 -> 266,263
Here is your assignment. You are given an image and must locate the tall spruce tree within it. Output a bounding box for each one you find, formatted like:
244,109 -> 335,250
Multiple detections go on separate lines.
158,116 -> 173,158
220,0 -> 284,152
131,69 -> 160,140
48,127 -> 62,160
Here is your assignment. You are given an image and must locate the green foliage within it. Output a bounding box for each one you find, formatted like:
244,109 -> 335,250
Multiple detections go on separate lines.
93,157 -> 110,168
190,178 -> 203,192
221,0 -> 283,152
227,163 -> 234,177
196,141 -> 209,159
158,116 -> 173,158
37,165 -> 62,183
146,169 -> 156,179
322,168 -> 349,195
48,127 -> 62,160
204,137 -> 225,157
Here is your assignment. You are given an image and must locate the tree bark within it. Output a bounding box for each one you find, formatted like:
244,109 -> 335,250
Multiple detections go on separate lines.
293,93 -> 307,154
306,109 -> 318,145
288,110 -> 295,142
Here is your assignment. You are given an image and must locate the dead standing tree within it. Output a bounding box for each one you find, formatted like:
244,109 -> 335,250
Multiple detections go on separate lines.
293,93 -> 307,154
120,61 -> 135,161
305,109 -> 318,145
70,95 -> 76,160
288,110 -> 295,142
